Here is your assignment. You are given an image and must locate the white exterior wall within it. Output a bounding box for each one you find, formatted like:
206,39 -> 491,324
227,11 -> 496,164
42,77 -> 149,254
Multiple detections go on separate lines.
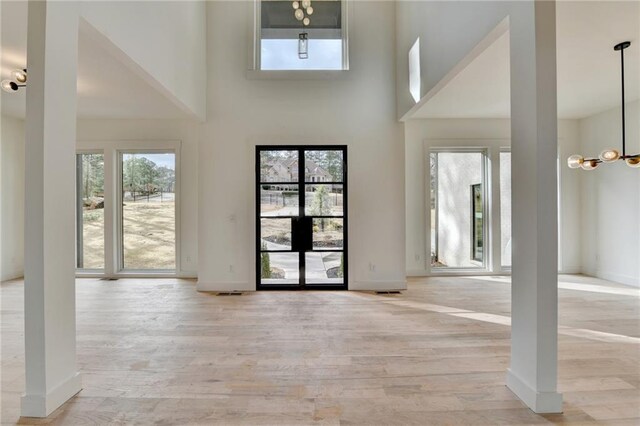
1,115 -> 25,281
435,152 -> 484,268
579,100 -> 640,287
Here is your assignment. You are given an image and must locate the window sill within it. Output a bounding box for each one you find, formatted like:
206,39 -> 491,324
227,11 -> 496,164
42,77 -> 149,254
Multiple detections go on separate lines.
246,69 -> 350,80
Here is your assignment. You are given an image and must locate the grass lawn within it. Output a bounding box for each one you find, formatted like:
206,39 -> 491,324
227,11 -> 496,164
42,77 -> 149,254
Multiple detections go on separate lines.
80,201 -> 175,270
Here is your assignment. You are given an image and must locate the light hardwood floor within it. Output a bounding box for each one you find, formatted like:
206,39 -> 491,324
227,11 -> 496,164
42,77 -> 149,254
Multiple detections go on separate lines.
1,275 -> 639,425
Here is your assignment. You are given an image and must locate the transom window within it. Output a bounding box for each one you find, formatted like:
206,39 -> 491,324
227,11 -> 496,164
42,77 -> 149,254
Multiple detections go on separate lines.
257,0 -> 348,71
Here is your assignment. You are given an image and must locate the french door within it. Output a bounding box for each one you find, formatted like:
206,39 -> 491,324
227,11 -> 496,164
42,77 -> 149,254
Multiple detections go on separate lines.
256,146 -> 348,290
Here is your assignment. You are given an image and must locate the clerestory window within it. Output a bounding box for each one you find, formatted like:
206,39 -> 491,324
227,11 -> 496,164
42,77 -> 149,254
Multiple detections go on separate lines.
256,0 -> 348,71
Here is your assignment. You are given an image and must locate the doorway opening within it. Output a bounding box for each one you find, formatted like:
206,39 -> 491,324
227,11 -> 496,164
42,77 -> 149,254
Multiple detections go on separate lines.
256,146 -> 347,290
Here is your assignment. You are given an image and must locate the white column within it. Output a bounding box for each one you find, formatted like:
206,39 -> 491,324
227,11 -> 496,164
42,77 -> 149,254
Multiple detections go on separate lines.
507,0 -> 562,414
22,0 -> 82,418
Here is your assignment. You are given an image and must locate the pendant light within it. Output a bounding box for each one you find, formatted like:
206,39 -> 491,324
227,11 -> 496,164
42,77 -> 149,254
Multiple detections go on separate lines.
293,0 -> 312,59
298,32 -> 309,59
1,68 -> 27,93
567,41 -> 640,170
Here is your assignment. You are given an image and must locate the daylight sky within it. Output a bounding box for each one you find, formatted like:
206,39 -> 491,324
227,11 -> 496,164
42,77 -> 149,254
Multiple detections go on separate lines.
125,153 -> 176,170
261,39 -> 342,70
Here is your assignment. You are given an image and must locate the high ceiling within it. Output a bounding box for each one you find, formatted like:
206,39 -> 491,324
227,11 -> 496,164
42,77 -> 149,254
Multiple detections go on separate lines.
0,1 -> 188,120
412,1 -> 640,120
2,1 -> 638,121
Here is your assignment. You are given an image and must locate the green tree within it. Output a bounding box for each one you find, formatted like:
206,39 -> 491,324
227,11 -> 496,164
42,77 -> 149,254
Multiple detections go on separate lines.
123,155 -> 162,197
310,185 -> 331,231
138,157 -> 159,194
323,150 -> 343,182
123,156 -> 143,196
261,242 -> 271,278
156,166 -> 176,192
82,154 -> 104,199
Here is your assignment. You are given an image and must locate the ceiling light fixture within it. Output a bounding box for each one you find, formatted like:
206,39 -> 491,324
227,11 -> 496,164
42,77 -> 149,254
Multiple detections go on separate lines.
568,42 -> 639,170
298,32 -> 308,59
293,0 -> 312,59
1,68 -> 27,93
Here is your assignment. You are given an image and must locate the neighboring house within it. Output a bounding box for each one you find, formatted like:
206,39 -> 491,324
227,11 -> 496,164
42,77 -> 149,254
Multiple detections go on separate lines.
304,159 -> 333,183
262,158 -> 333,187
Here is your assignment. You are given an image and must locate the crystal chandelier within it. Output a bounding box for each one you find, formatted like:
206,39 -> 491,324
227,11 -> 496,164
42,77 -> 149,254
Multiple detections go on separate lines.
568,41 -> 640,170
292,0 -> 313,59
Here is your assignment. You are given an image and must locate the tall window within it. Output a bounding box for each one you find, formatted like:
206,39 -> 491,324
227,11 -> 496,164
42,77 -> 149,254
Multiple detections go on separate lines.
430,150 -> 487,269
258,0 -> 347,70
120,152 -> 176,271
500,150 -> 512,268
76,153 -> 105,270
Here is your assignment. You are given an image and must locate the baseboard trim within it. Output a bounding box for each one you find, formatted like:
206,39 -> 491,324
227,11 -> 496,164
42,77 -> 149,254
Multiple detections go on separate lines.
197,281 -> 254,292
350,280 -> 407,291
506,369 -> 562,414
595,270 -> 639,288
21,372 -> 82,418
177,273 -> 198,279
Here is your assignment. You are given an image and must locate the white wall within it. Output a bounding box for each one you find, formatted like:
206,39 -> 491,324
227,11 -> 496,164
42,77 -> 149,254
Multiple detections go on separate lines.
198,1 -> 405,291
579,100 -> 640,287
76,119 -> 199,277
396,1 -> 521,119
80,1 -> 207,120
1,115 -> 25,281
405,118 -> 582,275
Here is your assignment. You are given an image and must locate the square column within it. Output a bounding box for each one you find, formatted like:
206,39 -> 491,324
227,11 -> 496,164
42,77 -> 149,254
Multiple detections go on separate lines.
507,0 -> 562,414
21,0 -> 82,418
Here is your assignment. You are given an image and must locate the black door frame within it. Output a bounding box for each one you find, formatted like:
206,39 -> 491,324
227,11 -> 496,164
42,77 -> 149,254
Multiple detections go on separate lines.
256,145 -> 348,290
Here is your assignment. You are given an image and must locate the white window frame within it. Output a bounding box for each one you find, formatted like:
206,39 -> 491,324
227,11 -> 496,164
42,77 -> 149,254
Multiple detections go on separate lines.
249,0 -> 350,77
75,140 -> 182,278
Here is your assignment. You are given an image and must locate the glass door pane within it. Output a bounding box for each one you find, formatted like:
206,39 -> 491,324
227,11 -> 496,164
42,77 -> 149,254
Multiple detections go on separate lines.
120,152 -> 176,270
312,218 -> 343,250
304,185 -> 343,216
304,150 -> 344,182
258,149 -> 301,287
76,153 -> 105,270
305,252 -> 344,284
303,149 -> 346,286
261,252 -> 300,285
